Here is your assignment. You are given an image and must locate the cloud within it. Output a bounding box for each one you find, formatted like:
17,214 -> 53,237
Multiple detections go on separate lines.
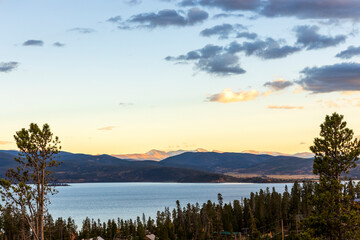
179,0 -> 197,6
293,86 -> 304,94
207,88 -> 259,103
261,0 -> 360,19
236,31 -> 258,40
298,62 -> 360,93
128,8 -> 208,28
166,44 -> 245,75
212,13 -> 244,19
0,62 -> 19,73
167,36 -> 300,75
268,105 -> 304,109
295,25 -> 346,50
98,126 -> 116,131
68,28 -> 96,34
264,78 -> 293,91
53,42 -> 65,47
336,45 -> 360,59
166,44 -> 223,61
200,23 -> 246,39
107,16 -> 122,23
196,53 -> 245,75
227,38 -> 301,59
180,0 -> 261,11
0,141 -> 11,145
125,0 -> 141,5
22,40 -> 44,46
119,102 -> 133,106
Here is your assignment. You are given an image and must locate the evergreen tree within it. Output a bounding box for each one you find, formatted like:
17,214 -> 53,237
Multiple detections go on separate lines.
302,113 -> 360,239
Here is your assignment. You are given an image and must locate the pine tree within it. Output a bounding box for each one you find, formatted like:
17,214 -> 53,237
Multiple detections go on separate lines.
302,113 -> 360,239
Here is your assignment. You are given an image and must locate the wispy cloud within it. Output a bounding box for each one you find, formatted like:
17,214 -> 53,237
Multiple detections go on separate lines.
53,42 -> 65,47
207,88 -> 259,103
107,16 -> 122,24
68,28 -> 96,34
264,78 -> 293,91
119,102 -> 133,106
268,105 -> 304,109
317,97 -> 360,108
125,0 -> 141,5
23,40 -> 44,47
212,13 -> 244,19
179,0 -> 261,11
0,141 -> 12,145
98,126 -> 116,131
0,62 -> 19,73
200,23 -> 246,39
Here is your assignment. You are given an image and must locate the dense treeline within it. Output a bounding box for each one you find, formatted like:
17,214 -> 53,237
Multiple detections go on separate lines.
2,181 -> 359,240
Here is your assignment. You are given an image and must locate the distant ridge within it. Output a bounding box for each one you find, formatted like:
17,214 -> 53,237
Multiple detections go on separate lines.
0,150 -> 245,183
0,149 -> 336,183
241,150 -> 314,159
112,148 -> 313,161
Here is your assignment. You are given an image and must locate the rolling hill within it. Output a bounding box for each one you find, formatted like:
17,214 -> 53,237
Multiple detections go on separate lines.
7,150 -> 360,182
160,152 -> 314,175
0,151 -> 243,183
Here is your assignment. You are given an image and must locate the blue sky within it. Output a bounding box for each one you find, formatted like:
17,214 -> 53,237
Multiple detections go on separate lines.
1,0 -> 360,154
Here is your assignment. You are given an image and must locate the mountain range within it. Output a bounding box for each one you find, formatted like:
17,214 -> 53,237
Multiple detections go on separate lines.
112,149 -> 314,161
0,149 -> 321,183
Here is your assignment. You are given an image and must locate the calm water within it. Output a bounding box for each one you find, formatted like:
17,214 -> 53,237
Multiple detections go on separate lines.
48,182 -> 292,226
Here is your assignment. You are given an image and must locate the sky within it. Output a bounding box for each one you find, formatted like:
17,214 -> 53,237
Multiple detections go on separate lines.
1,0 -> 360,155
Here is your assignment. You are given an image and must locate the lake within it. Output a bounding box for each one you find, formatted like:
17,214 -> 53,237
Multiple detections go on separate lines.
48,182 -> 292,227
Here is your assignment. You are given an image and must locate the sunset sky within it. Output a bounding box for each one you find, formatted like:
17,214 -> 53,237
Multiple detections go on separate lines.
1,0 -> 360,155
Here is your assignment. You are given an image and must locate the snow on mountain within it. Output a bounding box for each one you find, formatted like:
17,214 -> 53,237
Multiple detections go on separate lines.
112,148 -> 210,161
112,149 -> 314,161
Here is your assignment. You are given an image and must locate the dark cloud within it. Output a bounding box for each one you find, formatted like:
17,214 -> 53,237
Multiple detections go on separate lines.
295,25 -> 346,50
53,42 -> 65,47
166,44 -> 244,75
212,13 -> 244,19
107,16 -> 122,23
129,8 -> 208,28
264,80 -> 293,90
179,0 -> 196,6
68,28 -> 96,34
180,0 -> 261,11
166,44 -> 223,61
336,46 -> 360,59
196,53 -> 245,75
166,36 -> 301,75
200,23 -> 246,39
22,40 -> 44,47
298,62 -> 360,93
0,62 -> 19,73
261,0 -> 360,19
236,31 -> 257,39
227,38 -> 301,59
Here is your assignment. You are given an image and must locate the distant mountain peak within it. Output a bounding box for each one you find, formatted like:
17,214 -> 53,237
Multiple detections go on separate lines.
112,148 -> 211,161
